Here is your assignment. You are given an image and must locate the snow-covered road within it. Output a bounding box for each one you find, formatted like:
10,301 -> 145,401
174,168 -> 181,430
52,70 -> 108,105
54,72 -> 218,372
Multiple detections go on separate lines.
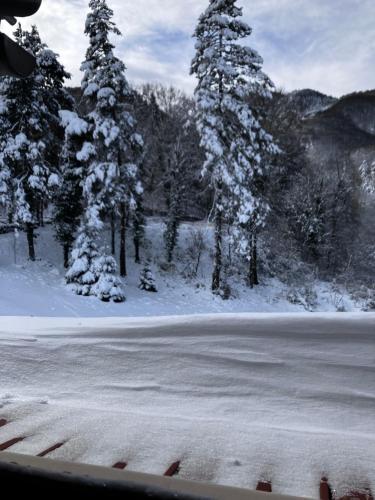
0,313 -> 374,498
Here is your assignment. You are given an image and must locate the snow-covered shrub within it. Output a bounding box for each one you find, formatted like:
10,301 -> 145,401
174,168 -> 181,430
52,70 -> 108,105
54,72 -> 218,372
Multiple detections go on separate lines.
214,264 -> 236,301
364,294 -> 375,311
67,227 -> 125,303
181,228 -> 207,280
66,231 -> 99,297
139,263 -> 157,293
159,261 -> 177,274
362,288 -> 375,312
287,286 -> 318,311
329,281 -> 347,312
93,256 -> 126,303
218,281 -> 232,301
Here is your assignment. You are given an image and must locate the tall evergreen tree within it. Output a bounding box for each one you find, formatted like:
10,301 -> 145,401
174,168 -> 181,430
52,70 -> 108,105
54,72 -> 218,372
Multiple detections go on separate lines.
81,0 -> 143,231
69,0 -> 142,301
38,37 -> 74,227
191,0 -> 278,292
0,25 -> 64,260
66,180 -> 125,303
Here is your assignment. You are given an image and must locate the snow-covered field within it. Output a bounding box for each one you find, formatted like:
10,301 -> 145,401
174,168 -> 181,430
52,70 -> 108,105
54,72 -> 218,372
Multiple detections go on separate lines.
0,220 -> 364,317
0,314 -> 374,498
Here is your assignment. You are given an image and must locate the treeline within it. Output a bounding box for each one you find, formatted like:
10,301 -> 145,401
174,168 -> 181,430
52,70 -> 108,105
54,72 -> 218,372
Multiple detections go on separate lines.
0,0 -> 373,302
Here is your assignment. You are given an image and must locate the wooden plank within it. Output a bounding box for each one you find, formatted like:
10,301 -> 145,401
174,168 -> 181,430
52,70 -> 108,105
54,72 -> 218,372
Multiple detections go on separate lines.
320,477 -> 333,500
257,481 -> 272,493
37,442 -> 65,458
0,419 -> 7,428
112,462 -> 127,470
0,437 -> 24,451
164,461 -> 181,477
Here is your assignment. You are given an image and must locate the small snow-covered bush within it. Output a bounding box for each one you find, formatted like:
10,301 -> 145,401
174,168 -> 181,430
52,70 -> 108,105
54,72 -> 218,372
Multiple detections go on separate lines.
93,256 -> 126,303
329,281 -> 347,312
364,295 -> 375,311
287,286 -> 318,311
159,261 -> 177,274
215,265 -> 236,301
139,263 -> 157,293
218,282 -> 232,301
360,288 -> 375,311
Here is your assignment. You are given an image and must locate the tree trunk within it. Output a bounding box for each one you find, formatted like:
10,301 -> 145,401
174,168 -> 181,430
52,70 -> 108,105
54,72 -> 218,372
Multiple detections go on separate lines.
26,224 -> 35,261
134,236 -> 141,264
248,224 -> 259,288
166,219 -> 177,264
40,200 -> 44,228
212,38 -> 224,294
111,211 -> 116,256
63,244 -> 70,269
120,203 -> 127,277
212,202 -> 223,293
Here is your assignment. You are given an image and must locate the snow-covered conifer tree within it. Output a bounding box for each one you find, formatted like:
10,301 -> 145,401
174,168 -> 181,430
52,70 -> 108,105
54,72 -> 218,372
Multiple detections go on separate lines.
79,0 -> 143,297
66,225 -> 100,297
39,46 -> 74,120
191,0 -> 278,291
93,255 -> 126,302
0,25 -> 63,260
38,41 -> 74,226
65,122 -> 126,302
139,262 -> 157,293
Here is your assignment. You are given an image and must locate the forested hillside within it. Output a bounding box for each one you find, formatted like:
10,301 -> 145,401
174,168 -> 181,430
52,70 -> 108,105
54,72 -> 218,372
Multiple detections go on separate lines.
0,0 -> 374,312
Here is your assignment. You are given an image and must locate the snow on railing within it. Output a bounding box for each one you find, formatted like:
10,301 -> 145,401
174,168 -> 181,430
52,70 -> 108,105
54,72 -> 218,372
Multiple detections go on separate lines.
0,417 -> 373,500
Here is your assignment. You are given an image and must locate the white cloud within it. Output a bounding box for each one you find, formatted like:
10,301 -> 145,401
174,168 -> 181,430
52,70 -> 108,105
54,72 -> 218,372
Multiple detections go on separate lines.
2,0 -> 374,96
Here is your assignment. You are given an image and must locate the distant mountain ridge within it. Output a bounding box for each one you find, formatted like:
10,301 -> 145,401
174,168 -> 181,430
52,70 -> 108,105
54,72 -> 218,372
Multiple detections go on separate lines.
289,88 -> 375,141
288,89 -> 338,118
290,89 -> 375,215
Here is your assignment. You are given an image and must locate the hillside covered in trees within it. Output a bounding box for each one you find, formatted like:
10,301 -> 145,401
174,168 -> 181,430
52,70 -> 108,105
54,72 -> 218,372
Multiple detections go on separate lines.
0,0 -> 374,313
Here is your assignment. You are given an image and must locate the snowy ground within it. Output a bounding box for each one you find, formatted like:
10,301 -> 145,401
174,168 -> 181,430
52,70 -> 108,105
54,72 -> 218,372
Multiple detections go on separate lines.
0,220 -> 364,316
0,314 -> 374,498
0,222 -> 374,497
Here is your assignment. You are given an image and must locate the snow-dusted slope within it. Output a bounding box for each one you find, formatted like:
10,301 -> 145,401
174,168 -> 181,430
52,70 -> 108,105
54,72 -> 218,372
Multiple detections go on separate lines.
0,314 -> 374,498
0,222 -> 363,316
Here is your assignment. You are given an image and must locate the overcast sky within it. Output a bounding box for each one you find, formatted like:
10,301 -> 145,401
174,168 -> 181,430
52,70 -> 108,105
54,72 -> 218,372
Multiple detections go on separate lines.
4,0 -> 375,97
